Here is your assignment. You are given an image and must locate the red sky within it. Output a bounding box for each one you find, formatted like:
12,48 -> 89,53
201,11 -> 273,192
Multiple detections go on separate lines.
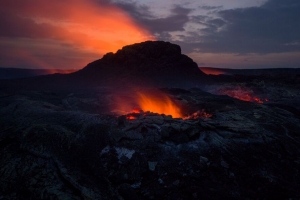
0,0 -> 154,69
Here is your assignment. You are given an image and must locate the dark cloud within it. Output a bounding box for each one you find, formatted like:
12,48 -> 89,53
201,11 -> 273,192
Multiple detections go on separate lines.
156,32 -> 173,41
262,0 -> 300,9
141,6 -> 192,33
180,0 -> 300,54
109,0 -> 152,19
172,6 -> 192,15
207,18 -> 226,27
199,5 -> 223,10
113,1 -> 192,34
191,15 -> 209,23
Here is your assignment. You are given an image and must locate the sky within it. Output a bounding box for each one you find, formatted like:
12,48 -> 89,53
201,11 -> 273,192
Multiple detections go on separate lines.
0,0 -> 300,69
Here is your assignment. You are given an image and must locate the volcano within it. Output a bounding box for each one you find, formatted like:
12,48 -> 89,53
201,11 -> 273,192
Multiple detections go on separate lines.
73,41 -> 206,87
1,41 -> 300,199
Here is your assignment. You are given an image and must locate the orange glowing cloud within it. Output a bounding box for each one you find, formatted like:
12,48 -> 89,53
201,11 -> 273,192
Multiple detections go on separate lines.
0,0 -> 154,69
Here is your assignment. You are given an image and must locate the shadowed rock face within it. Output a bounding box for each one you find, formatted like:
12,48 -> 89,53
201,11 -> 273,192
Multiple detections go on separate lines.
75,41 -> 205,87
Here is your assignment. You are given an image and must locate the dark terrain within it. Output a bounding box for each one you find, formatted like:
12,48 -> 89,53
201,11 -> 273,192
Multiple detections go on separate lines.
0,41 -> 300,199
0,68 -> 76,80
200,67 -> 300,76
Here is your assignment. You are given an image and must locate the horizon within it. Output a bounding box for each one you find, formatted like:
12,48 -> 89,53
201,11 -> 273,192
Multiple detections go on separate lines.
1,62 -> 300,70
1,62 -> 300,80
2,63 -> 300,71
0,0 -> 300,70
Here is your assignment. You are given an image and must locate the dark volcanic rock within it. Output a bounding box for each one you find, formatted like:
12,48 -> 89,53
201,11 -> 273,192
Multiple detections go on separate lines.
75,41 -> 205,87
1,88 -> 300,199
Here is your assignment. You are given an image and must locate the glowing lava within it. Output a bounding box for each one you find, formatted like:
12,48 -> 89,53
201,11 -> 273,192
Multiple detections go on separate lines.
218,87 -> 268,104
136,92 -> 182,118
126,115 -> 138,120
183,110 -> 213,120
113,90 -> 212,120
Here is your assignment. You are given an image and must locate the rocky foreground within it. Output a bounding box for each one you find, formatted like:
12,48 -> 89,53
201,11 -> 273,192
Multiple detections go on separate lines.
1,87 -> 300,199
1,41 -> 300,199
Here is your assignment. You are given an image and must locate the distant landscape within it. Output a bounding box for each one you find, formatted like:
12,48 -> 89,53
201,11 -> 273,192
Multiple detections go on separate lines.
0,68 -> 77,80
200,67 -> 300,76
2,66 -> 300,80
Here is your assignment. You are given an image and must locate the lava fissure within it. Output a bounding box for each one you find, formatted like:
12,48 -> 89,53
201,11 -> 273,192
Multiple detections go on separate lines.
125,109 -> 212,121
216,86 -> 269,104
112,90 -> 212,120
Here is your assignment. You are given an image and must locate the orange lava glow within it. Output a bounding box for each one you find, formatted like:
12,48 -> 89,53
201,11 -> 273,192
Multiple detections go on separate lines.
126,115 -> 138,120
183,110 -> 213,120
131,108 -> 143,114
218,87 -> 268,104
111,90 -> 182,118
200,68 -> 226,75
112,90 -> 213,120
136,92 -> 182,118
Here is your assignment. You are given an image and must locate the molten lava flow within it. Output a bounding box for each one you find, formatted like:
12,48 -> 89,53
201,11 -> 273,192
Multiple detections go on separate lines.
112,90 -> 183,118
125,108 -> 142,120
136,92 -> 182,118
183,110 -> 213,120
131,108 -> 142,114
112,90 -> 213,120
218,87 -> 268,104
126,115 -> 138,120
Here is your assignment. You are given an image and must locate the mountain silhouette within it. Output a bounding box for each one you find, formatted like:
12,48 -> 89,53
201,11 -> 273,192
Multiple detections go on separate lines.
0,41 -> 207,91
73,41 -> 206,87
